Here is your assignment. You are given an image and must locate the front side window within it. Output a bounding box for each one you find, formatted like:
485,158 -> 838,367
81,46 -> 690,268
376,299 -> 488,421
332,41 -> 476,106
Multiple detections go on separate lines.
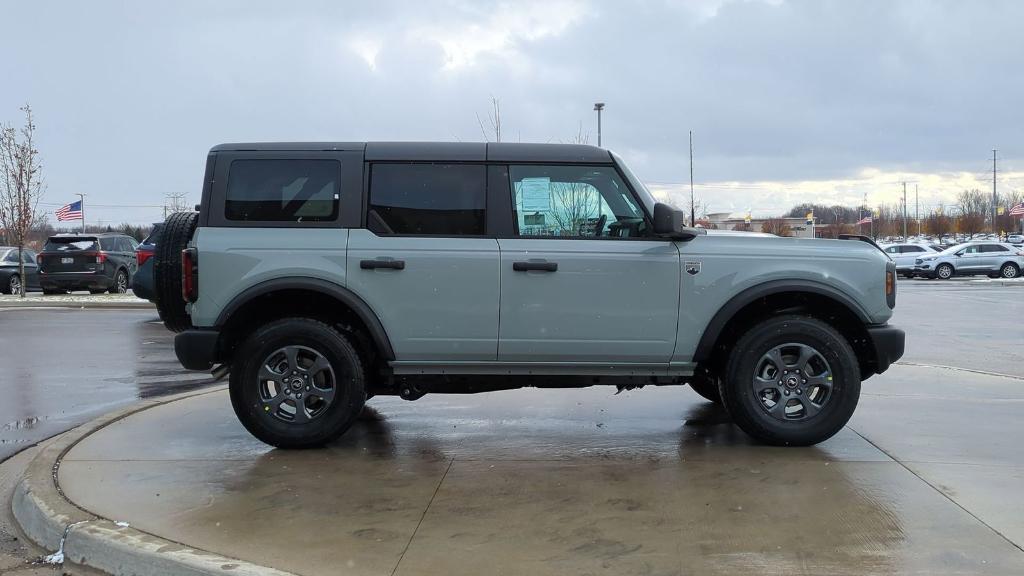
2,250 -> 17,263
226,159 -> 340,222
885,246 -> 899,254
961,245 -> 979,255
368,163 -> 486,235
509,165 -> 648,238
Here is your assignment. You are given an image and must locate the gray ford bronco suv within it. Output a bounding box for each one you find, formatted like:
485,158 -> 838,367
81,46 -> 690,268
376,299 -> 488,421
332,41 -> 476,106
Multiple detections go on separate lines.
157,142 -> 904,448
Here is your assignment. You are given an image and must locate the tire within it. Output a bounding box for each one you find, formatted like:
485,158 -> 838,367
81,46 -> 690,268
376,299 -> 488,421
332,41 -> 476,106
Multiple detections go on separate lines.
718,315 -> 861,446
3,274 -> 19,295
229,318 -> 366,449
999,262 -> 1020,279
108,269 -> 130,294
154,211 -> 198,332
935,263 -> 954,280
689,378 -> 721,403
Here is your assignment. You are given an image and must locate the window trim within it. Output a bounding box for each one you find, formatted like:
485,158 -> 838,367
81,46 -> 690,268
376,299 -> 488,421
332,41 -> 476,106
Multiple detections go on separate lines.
365,161 -> 491,238
208,151 -> 361,229
504,162 -> 657,241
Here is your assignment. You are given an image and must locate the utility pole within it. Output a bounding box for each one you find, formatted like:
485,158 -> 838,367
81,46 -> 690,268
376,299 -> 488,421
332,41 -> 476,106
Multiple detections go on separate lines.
689,130 -> 695,226
915,184 -> 920,236
593,103 -> 605,147
992,148 -> 998,235
902,182 -> 908,241
77,193 -> 86,234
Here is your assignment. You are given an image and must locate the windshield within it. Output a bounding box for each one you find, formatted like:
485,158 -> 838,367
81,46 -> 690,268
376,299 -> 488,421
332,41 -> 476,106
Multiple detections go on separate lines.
611,152 -> 656,216
44,237 -> 98,251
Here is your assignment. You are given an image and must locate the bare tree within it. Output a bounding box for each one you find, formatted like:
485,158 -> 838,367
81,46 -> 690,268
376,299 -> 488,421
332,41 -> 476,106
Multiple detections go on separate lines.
476,97 -> 502,142
956,189 -> 990,238
0,105 -> 45,297
761,218 -> 792,236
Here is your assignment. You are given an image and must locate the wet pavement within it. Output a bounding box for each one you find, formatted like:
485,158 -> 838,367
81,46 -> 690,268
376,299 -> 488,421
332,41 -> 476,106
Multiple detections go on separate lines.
57,358 -> 1024,575
6,282 -> 1024,574
0,309 -> 213,460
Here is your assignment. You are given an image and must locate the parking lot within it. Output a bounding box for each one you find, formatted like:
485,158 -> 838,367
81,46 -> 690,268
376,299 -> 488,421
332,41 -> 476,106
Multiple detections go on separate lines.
0,280 -> 1021,575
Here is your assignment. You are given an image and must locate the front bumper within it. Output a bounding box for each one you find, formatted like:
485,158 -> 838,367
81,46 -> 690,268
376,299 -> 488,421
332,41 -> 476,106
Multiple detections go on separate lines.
866,324 -> 905,375
175,329 -> 220,370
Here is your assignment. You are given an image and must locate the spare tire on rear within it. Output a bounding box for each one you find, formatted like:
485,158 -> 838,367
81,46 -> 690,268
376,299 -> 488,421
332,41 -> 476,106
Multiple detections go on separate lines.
154,211 -> 198,333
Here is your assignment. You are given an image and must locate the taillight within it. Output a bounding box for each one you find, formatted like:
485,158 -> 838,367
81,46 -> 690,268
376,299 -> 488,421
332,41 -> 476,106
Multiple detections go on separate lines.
96,252 -> 107,264
181,247 -> 198,303
885,264 -> 897,309
136,249 -> 153,267
35,254 -> 42,266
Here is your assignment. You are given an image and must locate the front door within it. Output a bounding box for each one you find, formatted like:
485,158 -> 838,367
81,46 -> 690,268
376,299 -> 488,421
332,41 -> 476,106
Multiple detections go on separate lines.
347,163 -> 500,362
496,164 -> 680,363
955,244 -> 984,272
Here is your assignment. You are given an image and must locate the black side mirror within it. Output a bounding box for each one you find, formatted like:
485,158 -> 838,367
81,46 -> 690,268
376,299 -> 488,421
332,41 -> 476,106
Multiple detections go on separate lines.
652,203 -> 703,241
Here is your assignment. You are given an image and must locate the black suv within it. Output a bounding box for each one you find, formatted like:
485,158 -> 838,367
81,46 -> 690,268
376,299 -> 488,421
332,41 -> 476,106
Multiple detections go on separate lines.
38,233 -> 138,294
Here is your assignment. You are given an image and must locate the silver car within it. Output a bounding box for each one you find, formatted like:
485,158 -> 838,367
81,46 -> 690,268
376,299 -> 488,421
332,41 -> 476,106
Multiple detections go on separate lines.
880,243 -> 940,277
914,242 -> 1024,279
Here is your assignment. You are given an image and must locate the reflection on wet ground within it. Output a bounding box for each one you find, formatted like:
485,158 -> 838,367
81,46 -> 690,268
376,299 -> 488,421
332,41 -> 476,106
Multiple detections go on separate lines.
60,364 -> 1024,575
0,309 -> 213,460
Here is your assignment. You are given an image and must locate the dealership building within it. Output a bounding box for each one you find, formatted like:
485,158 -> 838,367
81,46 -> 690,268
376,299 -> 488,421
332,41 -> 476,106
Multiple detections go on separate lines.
704,212 -> 819,238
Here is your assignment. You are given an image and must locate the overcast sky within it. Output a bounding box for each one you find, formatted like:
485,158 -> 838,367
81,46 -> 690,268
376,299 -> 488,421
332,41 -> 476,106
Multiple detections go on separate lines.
3,0 -> 1022,225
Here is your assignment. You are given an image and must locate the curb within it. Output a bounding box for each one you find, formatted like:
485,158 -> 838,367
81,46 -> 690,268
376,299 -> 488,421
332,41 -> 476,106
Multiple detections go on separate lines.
12,387 -> 297,576
0,301 -> 155,310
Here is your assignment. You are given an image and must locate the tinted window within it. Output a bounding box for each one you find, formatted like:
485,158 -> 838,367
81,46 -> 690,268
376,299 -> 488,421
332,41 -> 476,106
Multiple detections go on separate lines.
509,165 -> 648,238
981,244 -> 1009,253
884,246 -> 899,254
45,238 -> 98,251
22,251 -> 35,264
902,246 -> 925,253
369,164 -> 486,235
2,250 -> 17,263
226,159 -> 340,222
99,237 -> 115,251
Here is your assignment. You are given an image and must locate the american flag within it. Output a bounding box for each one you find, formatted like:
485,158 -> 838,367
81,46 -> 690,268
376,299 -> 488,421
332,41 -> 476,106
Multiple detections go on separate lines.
856,216 -> 873,225
1009,202 -> 1024,217
56,200 -> 83,221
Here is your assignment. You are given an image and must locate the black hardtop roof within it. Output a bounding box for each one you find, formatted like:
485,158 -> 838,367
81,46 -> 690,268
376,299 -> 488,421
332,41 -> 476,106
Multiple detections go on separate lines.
209,142 -> 612,163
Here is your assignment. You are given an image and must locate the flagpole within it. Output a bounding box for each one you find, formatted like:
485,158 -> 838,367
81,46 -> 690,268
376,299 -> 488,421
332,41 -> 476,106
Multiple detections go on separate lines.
77,193 -> 85,234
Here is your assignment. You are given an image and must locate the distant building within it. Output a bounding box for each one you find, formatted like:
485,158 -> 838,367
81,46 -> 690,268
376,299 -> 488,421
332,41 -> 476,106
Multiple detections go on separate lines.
704,212 -> 818,238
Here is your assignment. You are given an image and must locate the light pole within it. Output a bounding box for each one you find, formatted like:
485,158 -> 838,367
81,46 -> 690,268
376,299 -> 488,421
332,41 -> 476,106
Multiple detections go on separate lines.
593,102 -> 605,147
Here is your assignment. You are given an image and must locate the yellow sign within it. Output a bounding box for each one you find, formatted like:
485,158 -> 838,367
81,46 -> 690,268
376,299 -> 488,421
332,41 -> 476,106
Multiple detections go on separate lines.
997,206 -> 1005,216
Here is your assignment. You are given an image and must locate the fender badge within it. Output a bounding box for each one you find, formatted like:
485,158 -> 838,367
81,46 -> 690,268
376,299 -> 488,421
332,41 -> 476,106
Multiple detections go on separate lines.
685,261 -> 701,275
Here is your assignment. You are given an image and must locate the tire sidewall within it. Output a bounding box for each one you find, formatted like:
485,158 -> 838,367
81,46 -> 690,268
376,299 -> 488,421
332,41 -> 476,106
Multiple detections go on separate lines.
230,319 -> 365,448
722,316 -> 860,446
1002,263 -> 1019,278
937,264 -> 953,279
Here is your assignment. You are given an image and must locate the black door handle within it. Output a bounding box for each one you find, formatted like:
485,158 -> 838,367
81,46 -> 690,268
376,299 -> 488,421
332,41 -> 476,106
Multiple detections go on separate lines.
361,259 -> 405,270
513,261 -> 557,272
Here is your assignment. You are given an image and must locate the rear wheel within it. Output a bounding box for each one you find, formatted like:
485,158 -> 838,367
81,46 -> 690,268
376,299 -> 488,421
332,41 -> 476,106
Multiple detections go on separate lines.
719,315 -> 860,446
4,275 -> 20,295
935,263 -> 954,279
154,211 -> 198,332
108,269 -> 129,294
1000,262 -> 1019,279
230,318 -> 366,448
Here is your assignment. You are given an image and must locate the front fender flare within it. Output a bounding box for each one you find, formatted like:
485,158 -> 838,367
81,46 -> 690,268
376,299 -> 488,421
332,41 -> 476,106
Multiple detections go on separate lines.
692,279 -> 871,363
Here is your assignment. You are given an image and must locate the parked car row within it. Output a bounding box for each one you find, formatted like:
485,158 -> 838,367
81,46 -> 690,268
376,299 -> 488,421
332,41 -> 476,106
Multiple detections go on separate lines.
912,242 -> 1023,279
0,233 -> 140,294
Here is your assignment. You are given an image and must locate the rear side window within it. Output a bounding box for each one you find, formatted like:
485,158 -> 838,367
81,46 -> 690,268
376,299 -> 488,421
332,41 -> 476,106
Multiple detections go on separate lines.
981,244 -> 1008,253
902,246 -> 925,253
368,164 -> 486,235
226,159 -> 340,222
44,238 -> 98,251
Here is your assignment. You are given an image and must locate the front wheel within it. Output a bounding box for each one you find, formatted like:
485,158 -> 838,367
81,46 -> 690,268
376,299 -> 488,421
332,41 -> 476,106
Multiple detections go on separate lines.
719,315 -> 861,446
230,318 -> 366,449
936,263 -> 954,279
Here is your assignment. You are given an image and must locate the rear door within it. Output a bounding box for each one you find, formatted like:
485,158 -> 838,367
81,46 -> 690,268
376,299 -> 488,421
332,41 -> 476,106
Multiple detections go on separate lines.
980,244 -> 1011,271
22,250 -> 39,289
495,164 -> 680,363
898,245 -> 927,268
347,162 -> 500,362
